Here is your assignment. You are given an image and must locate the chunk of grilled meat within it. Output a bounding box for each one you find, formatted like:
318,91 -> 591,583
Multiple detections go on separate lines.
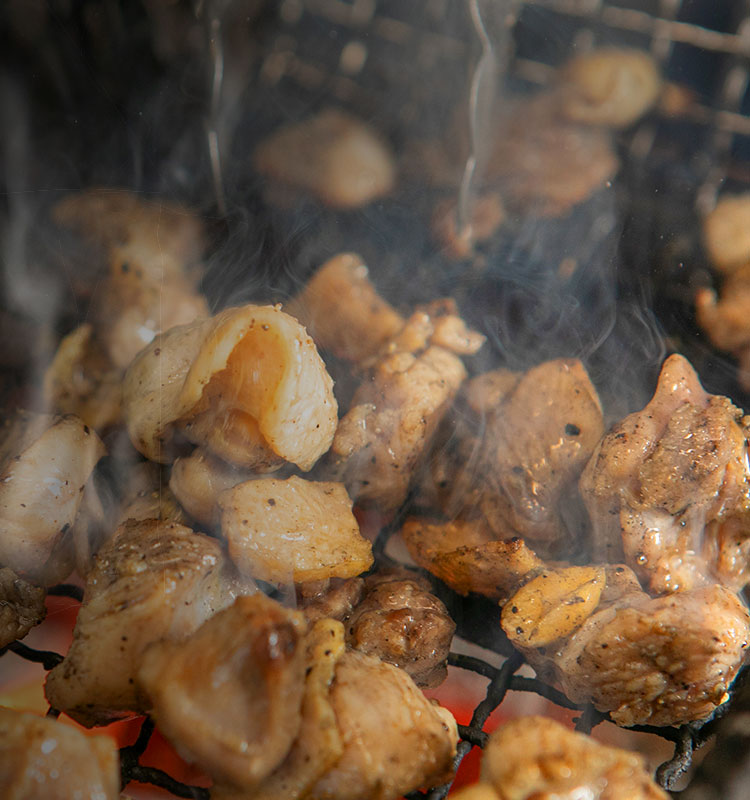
0,567 -> 46,648
45,518 -> 255,726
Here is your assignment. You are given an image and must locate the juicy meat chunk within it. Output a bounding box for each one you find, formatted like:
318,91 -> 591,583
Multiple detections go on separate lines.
481,716 -> 668,800
0,411 -> 106,585
0,567 -> 46,648
253,109 -> 396,209
580,354 -> 750,594
285,253 -> 404,364
219,476 -> 373,584
300,578 -> 366,624
45,518 -> 255,726
506,565 -> 750,727
0,707 -> 120,800
345,570 -> 455,688
138,594 -> 308,789
308,649 -> 458,800
123,304 -> 337,470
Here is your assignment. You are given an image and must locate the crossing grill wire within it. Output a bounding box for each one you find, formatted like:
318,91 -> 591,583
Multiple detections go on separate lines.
3,0 -> 750,798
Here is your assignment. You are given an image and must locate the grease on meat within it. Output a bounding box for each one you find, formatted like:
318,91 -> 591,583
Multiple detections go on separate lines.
0,567 -> 46,648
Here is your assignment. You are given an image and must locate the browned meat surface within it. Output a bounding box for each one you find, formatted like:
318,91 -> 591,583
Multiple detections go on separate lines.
308,649 -> 458,800
45,518 -> 255,726
285,253 -> 404,364
253,109 -> 396,209
0,567 -> 46,648
505,565 -> 750,727
701,193 -> 750,273
480,716 -> 668,800
218,476 -> 373,584
0,707 -> 120,800
0,411 -> 105,585
432,192 -> 505,259
300,578 -> 366,624
580,354 -> 750,594
115,461 -> 189,527
138,594 -> 308,788
123,304 -> 337,470
344,570 -> 455,688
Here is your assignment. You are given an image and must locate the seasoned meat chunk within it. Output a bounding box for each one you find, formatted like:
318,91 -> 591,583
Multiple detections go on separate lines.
0,411 -> 105,585
480,716 -> 668,799
0,567 -> 46,648
219,476 -> 373,584
580,354 -> 750,594
505,565 -> 750,727
0,707 -> 119,800
253,109 -> 396,209
286,253 -> 404,364
300,578 -> 366,624
115,461 -> 189,527
123,304 -> 337,470
345,570 -> 455,688
138,594 -> 308,788
45,518 -> 255,726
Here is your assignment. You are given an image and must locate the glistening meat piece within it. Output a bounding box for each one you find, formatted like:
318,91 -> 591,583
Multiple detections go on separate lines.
0,411 -> 105,585
138,594 -> 308,789
476,716 -> 668,800
503,564 -> 750,727
0,567 -> 46,648
123,304 -> 337,469
0,707 -> 120,800
580,354 -> 750,594
286,253 -> 404,364
253,109 -> 396,209
45,517 -> 255,726
219,475 -> 373,584
344,569 -> 455,688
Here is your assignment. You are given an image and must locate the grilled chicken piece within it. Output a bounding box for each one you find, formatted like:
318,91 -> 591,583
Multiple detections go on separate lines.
580,354 -> 750,594
115,461 -> 189,527
480,716 -> 668,800
345,570 -> 455,688
138,594 -> 308,788
432,192 -> 505,259
0,707 -> 120,800
45,518 -> 255,726
299,578 -> 366,624
0,411 -> 105,585
0,567 -> 46,648
53,188 -> 209,370
286,253 -> 405,364
702,193 -> 750,274
558,47 -> 662,129
219,476 -> 373,584
504,564 -> 750,727
253,109 -> 396,209
308,649 -> 458,800
123,304 -> 337,469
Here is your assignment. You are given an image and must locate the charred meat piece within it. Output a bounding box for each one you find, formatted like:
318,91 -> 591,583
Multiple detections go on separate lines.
138,594 -> 308,789
0,567 -> 46,648
285,253 -> 404,364
344,570 -> 455,688
504,564 -> 750,727
0,707 -> 120,800
45,518 -> 255,726
580,354 -> 750,594
219,476 -> 373,585
478,716 -> 668,800
123,304 -> 337,470
253,109 -> 396,209
0,411 -> 105,585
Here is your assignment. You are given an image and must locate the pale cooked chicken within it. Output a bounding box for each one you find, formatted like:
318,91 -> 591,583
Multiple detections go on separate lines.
253,109 -> 396,209
0,707 -> 120,800
344,570 -> 455,688
580,354 -> 750,594
218,475 -> 373,584
0,567 -> 46,648
701,193 -> 750,273
559,47 -> 662,129
45,517 -> 255,726
0,411 -> 105,585
115,461 -> 189,527
53,188 -> 209,370
123,304 -> 337,469
504,564 -> 750,727
285,253 -> 404,364
478,716 -> 668,800
138,594 -> 308,789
